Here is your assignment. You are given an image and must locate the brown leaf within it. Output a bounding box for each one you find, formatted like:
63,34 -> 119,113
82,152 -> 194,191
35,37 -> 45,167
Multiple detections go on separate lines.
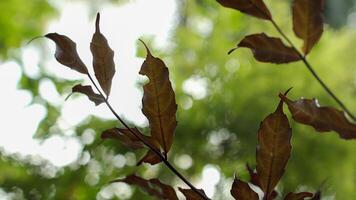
90,13 -> 116,97
139,40 -> 177,155
137,150 -> 161,165
178,188 -> 209,200
113,174 -> 178,200
284,192 -> 313,200
279,94 -> 356,139
246,164 -> 260,187
216,0 -> 272,20
236,33 -> 301,63
70,84 -> 104,106
292,0 -> 324,55
230,178 -> 259,200
101,128 -> 145,150
256,100 -> 292,198
310,191 -> 321,200
45,33 -> 88,74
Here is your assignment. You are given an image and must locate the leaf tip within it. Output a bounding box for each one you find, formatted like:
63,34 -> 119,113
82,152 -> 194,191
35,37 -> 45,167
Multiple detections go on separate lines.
138,39 -> 151,56
95,13 -> 101,33
228,47 -> 238,55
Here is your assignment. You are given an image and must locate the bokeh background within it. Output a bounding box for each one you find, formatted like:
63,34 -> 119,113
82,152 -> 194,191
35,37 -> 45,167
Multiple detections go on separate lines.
1,0 -> 356,199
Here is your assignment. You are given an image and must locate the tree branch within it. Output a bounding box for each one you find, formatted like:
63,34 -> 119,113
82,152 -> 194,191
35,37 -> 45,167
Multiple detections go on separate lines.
86,73 -> 209,200
270,19 -> 356,121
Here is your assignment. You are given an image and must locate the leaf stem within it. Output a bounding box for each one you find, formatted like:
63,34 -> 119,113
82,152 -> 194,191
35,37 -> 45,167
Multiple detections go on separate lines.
270,19 -> 356,121
86,73 -> 209,200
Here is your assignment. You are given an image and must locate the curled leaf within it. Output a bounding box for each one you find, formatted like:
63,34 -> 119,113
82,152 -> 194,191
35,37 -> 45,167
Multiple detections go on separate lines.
70,84 -> 104,106
90,13 -> 116,97
101,128 -> 145,150
256,100 -> 292,197
178,188 -> 210,200
113,174 -> 178,200
235,33 -> 301,63
279,94 -> 356,139
45,33 -> 88,74
137,149 -> 161,165
216,0 -> 272,20
139,40 -> 177,156
310,191 -> 321,200
230,178 -> 259,200
292,0 -> 324,55
284,192 -> 313,200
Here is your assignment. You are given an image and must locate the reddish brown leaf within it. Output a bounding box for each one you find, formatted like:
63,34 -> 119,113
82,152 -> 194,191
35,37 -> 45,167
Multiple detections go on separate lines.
279,94 -> 356,139
90,13 -> 116,97
101,128 -> 145,150
178,188 -> 209,200
139,40 -> 177,156
310,191 -> 321,200
292,0 -> 324,55
230,178 -> 259,200
113,174 -> 178,200
246,164 -> 260,187
236,33 -> 301,63
70,84 -> 104,106
284,192 -> 313,200
45,33 -> 88,74
137,149 -> 162,165
256,100 -> 292,198
216,0 -> 272,20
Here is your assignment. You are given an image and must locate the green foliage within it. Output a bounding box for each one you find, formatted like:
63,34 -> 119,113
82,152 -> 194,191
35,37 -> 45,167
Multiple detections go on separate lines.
0,0 -> 55,59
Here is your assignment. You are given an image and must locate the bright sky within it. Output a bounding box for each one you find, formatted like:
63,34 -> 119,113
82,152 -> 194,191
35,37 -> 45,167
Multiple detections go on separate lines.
0,0 -> 220,198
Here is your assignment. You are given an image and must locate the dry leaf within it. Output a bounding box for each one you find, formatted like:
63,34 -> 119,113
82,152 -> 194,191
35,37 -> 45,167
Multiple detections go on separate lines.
279,94 -> 356,139
230,178 -> 259,200
216,0 -> 272,20
45,33 -> 88,74
71,84 -> 104,106
101,128 -> 145,150
235,33 -> 301,63
178,188 -> 209,200
292,0 -> 324,55
113,174 -> 178,200
139,40 -> 177,155
256,100 -> 292,198
284,192 -> 313,200
90,13 -> 116,97
137,149 -> 161,165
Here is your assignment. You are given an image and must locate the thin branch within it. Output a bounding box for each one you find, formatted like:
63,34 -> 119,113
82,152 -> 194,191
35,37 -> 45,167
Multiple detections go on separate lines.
86,73 -> 209,200
270,19 -> 356,121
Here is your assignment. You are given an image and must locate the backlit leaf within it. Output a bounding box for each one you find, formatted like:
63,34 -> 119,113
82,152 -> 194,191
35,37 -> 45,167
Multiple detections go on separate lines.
45,33 -> 88,74
101,128 -> 145,150
216,0 -> 272,20
90,13 -> 116,97
279,94 -> 356,139
178,188 -> 210,200
284,192 -> 313,200
256,100 -> 292,198
71,84 -> 104,106
246,164 -> 278,199
113,174 -> 178,200
292,0 -> 324,55
137,149 -> 161,165
234,33 -> 301,63
310,191 -> 321,200
139,40 -> 177,156
230,178 -> 259,200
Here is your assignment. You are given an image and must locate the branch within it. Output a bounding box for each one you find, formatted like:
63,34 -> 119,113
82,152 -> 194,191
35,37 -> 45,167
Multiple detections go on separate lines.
86,73 -> 209,200
270,19 -> 356,122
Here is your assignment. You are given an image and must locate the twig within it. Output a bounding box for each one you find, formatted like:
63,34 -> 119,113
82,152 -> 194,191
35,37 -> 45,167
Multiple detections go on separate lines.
270,19 -> 356,121
86,73 -> 209,200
